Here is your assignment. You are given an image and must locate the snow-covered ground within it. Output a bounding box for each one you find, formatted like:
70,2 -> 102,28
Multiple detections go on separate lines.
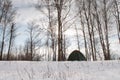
0,61 -> 120,80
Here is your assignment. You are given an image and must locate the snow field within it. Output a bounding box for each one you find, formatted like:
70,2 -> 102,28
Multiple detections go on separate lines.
0,61 -> 120,80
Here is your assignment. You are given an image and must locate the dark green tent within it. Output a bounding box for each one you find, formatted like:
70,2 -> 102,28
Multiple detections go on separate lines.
68,50 -> 86,61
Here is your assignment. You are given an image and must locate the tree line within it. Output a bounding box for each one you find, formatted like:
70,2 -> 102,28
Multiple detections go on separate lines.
0,0 -> 120,61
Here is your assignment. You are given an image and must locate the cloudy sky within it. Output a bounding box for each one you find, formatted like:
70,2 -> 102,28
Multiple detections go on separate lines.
12,0 -> 40,46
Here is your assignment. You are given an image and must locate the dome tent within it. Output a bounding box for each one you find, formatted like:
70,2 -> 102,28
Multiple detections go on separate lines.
68,50 -> 86,61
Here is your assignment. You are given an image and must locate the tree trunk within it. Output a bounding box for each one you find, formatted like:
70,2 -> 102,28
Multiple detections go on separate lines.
114,0 -> 120,43
75,25 -> 80,51
7,24 -> 14,60
103,0 -> 110,60
0,25 -> 6,60
55,0 -> 64,61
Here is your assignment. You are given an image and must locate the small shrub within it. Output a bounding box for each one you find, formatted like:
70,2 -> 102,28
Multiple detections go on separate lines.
67,50 -> 86,61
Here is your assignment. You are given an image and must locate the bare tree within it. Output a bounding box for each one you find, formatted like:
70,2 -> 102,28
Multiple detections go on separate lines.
75,24 -> 80,51
36,0 -> 75,61
76,0 -> 89,60
81,0 -> 96,60
102,0 -> 111,60
54,0 -> 64,61
0,0 -> 16,60
75,0 -> 113,60
113,0 -> 120,43
36,0 -> 57,61
63,34 -> 72,60
54,0 -> 74,61
44,0 -> 57,61
92,0 -> 112,60
7,23 -> 17,60
26,21 -> 42,61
